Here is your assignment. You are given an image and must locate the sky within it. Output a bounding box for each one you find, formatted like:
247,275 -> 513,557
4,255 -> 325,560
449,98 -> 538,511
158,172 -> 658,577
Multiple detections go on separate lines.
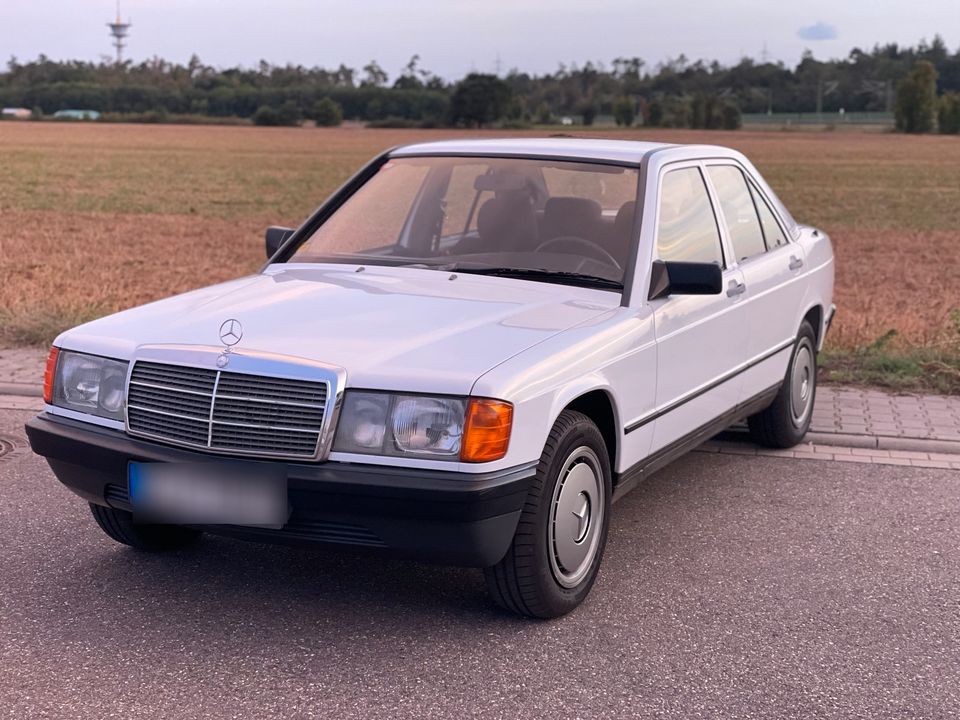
1,0 -> 957,80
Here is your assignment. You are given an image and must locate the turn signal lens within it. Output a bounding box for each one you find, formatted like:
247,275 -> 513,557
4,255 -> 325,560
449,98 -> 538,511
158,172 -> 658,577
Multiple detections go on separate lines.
42,346 -> 59,404
461,398 -> 513,463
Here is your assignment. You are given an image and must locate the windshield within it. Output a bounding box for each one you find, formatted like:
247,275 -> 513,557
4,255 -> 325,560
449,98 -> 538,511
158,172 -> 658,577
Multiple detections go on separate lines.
289,156 -> 640,288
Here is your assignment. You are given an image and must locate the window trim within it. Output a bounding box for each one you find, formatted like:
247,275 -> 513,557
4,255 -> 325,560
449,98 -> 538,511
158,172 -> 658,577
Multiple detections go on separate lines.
651,162 -> 728,271
701,159 -> 793,250
746,177 -> 791,252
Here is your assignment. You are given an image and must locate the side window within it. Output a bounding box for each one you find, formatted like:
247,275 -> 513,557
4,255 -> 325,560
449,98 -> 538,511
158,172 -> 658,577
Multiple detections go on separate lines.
749,183 -> 789,248
440,164 -> 489,237
656,167 -> 724,266
707,165 -> 766,262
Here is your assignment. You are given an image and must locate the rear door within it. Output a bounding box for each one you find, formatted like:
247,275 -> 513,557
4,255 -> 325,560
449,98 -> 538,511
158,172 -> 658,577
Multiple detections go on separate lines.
645,163 -> 751,455
704,164 -> 805,399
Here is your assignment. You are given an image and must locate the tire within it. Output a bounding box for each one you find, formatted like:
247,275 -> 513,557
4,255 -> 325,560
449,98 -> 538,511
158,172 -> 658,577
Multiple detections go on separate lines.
748,320 -> 818,449
89,503 -> 202,551
484,410 -> 612,619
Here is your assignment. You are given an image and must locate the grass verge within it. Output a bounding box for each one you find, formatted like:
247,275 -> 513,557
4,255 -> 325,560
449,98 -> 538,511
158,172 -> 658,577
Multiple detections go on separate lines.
821,347 -> 960,395
0,303 -> 111,347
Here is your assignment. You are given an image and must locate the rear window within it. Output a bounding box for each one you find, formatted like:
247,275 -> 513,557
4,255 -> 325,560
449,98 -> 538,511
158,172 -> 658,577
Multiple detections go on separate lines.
541,165 -> 638,212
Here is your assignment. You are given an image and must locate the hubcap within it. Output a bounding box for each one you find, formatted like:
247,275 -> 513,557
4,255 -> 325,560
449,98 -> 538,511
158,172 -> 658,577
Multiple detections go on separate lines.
790,341 -> 815,426
549,446 -> 604,588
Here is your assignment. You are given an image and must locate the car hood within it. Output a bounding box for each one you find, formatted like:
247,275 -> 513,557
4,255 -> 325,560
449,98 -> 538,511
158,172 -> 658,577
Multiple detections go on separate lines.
58,263 -> 617,394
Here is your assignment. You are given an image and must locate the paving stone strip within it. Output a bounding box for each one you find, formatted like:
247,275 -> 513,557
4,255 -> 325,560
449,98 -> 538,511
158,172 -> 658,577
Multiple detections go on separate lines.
0,347 -> 48,384
812,386 -> 960,442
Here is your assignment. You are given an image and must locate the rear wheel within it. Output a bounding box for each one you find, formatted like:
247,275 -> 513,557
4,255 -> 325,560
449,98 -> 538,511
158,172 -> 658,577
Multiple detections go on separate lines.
748,320 -> 817,448
89,503 -> 202,551
484,410 -> 611,619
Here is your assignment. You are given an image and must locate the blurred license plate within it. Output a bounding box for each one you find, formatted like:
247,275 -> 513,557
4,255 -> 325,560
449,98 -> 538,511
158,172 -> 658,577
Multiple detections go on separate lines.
128,462 -> 287,527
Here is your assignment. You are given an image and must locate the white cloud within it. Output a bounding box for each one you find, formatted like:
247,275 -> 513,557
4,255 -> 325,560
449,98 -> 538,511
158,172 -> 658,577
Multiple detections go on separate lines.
798,21 -> 839,41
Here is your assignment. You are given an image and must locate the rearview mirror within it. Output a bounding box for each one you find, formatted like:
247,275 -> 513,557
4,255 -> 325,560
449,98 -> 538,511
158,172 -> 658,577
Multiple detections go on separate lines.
265,226 -> 295,259
648,260 -> 723,300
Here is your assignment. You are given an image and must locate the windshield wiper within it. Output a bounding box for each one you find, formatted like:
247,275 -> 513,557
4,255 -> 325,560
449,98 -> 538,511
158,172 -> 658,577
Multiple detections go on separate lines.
448,266 -> 623,290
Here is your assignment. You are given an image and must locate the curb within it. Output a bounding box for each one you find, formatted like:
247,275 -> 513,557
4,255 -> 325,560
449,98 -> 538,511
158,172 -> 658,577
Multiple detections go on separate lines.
806,431 -> 960,456
0,382 -> 42,398
719,429 -> 960,457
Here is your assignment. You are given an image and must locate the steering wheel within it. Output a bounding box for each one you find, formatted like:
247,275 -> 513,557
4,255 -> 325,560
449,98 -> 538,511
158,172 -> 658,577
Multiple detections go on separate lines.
534,236 -> 621,269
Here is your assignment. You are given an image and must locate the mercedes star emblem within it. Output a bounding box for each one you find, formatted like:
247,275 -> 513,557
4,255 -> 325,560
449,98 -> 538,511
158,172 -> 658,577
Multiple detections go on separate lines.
571,492 -> 590,543
219,319 -> 243,347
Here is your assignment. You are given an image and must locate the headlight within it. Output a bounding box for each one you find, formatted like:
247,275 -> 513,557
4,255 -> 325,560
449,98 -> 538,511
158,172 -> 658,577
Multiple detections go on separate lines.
333,392 -> 512,462
51,350 -> 128,421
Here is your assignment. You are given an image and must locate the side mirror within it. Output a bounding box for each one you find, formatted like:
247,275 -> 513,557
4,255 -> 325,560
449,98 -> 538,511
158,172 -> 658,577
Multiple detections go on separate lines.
265,226 -> 295,260
648,260 -> 723,300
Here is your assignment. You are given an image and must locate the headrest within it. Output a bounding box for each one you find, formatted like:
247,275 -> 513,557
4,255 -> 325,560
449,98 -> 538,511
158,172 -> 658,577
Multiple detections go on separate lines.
542,197 -> 602,240
544,197 -> 602,224
476,195 -> 538,251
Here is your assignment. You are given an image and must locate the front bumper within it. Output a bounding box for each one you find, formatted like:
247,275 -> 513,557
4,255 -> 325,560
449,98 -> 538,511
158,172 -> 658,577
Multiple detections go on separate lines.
25,413 -> 535,567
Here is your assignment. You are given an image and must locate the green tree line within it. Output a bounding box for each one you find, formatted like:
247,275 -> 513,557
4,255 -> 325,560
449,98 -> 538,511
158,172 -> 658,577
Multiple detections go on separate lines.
2,36 -> 960,131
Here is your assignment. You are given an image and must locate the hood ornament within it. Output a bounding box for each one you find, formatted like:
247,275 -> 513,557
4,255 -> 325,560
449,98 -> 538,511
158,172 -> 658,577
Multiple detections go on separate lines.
217,319 -> 242,367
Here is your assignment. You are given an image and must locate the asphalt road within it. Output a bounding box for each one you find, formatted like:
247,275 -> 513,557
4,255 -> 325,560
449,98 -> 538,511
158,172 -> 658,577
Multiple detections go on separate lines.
1,408 -> 959,720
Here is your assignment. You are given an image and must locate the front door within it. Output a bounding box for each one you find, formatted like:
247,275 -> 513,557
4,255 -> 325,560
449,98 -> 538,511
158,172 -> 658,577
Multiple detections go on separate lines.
645,164 -> 751,455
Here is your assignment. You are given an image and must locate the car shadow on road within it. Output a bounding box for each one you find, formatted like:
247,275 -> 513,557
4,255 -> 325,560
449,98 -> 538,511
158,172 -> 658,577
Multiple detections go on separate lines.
26,452 -> 721,648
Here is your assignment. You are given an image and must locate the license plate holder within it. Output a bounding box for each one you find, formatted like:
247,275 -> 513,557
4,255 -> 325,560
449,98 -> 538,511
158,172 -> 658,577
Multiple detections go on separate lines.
128,461 -> 288,528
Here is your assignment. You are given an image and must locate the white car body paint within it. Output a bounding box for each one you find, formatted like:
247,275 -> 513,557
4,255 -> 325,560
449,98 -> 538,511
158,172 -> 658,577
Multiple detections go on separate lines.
48,139 -> 834,478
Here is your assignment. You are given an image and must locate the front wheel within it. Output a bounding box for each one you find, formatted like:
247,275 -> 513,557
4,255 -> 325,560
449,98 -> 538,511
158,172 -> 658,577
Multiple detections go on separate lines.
747,320 -> 818,448
484,410 -> 612,619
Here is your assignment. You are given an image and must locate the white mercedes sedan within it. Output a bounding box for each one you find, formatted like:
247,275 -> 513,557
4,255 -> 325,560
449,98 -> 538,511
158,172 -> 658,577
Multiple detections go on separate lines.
27,138 -> 835,618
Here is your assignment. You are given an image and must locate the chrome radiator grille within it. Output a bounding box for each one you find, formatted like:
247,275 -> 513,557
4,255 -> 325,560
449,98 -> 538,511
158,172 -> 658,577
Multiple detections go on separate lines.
126,361 -> 328,459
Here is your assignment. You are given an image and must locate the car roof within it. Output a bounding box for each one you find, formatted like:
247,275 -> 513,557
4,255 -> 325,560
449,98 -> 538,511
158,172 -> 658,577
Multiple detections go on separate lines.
388,136 -> 799,238
388,137 -> 734,165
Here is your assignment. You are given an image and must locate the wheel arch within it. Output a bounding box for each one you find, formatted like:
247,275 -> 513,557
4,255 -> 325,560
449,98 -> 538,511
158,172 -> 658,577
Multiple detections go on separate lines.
801,303 -> 824,350
550,384 -> 620,472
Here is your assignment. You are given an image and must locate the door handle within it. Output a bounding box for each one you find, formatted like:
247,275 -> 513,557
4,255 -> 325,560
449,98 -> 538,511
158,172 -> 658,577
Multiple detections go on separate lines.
726,280 -> 746,298
789,255 -> 804,271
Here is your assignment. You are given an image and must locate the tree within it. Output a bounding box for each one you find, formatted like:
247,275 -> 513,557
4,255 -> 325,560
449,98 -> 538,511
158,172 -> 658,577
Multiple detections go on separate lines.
938,92 -> 960,134
612,96 -> 636,127
312,97 -> 343,126
393,54 -> 429,90
5,40 -> 960,129
275,101 -> 302,126
648,99 -> 664,127
721,102 -> 742,130
361,60 -> 388,88
252,101 -> 301,127
578,100 -> 597,126
448,74 -> 512,127
895,60 -> 938,133
535,101 -> 552,125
